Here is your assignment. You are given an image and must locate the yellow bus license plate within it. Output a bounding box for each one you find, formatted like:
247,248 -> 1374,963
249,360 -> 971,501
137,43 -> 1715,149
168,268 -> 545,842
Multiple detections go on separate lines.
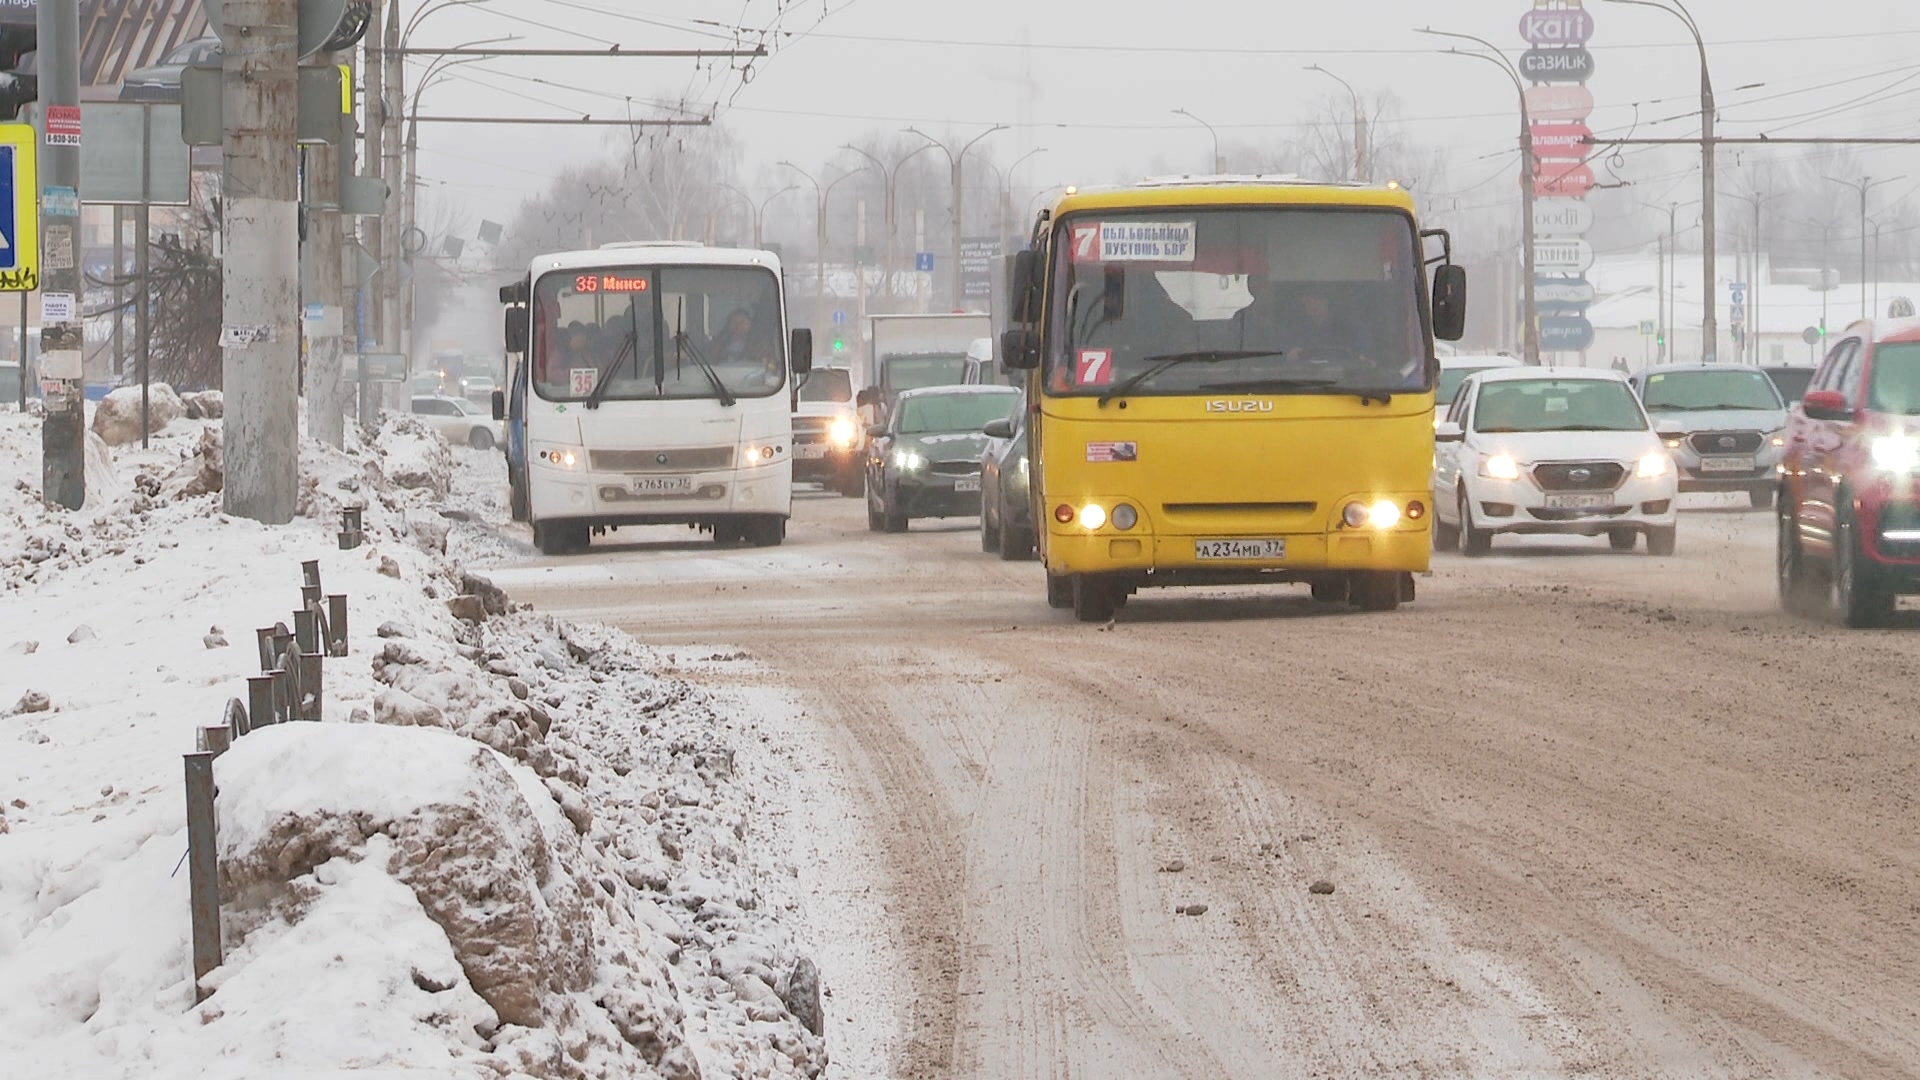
1195,538 -> 1286,560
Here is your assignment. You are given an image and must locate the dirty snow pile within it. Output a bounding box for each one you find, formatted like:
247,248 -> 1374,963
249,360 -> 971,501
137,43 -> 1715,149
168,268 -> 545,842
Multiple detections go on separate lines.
0,408 -> 830,1078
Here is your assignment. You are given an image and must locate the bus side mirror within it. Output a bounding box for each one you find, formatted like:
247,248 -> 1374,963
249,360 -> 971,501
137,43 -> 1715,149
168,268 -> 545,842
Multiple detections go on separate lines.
789,329 -> 813,376
1432,264 -> 1467,343
504,307 -> 529,353
490,389 -> 505,422
1002,328 -> 1039,371
1009,249 -> 1040,321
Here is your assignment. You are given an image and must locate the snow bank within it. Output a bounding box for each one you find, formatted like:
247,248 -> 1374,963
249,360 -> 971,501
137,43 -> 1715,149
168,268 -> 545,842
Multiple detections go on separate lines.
0,410 -> 831,1078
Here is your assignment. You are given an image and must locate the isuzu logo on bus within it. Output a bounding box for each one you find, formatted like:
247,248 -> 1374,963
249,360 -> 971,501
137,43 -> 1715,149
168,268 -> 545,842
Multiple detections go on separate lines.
1206,400 -> 1275,414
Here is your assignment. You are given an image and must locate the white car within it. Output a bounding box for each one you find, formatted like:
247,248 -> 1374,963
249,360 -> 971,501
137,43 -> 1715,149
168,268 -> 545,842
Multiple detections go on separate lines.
1432,368 -> 1680,556
1435,353 -> 1523,427
411,394 -> 504,450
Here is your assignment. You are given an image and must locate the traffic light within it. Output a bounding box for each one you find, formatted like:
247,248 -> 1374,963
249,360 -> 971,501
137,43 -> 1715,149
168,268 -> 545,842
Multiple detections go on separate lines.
0,25 -> 34,122
832,336 -> 847,354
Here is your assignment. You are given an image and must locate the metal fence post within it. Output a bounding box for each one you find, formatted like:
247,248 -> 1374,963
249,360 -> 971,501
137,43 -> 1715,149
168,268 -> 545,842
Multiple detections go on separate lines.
326,594 -> 348,656
184,751 -> 221,1001
254,627 -> 277,671
301,559 -> 321,590
293,607 -> 320,655
247,676 -> 275,730
298,650 -> 323,721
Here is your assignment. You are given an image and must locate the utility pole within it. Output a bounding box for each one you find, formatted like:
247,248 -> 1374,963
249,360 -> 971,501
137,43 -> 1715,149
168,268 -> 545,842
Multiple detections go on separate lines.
1306,65 -> 1366,182
1827,176 -> 1904,323
380,0 -> 403,396
304,51 -> 346,448
842,142 -> 939,309
222,0 -> 299,522
361,0 -> 384,387
38,0 -> 82,508
1172,108 -> 1224,173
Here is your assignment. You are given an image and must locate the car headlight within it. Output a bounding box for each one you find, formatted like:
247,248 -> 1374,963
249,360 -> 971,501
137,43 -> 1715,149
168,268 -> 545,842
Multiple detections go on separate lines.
1637,452 -> 1673,479
829,418 -> 858,447
1871,433 -> 1920,474
1480,454 -> 1521,481
893,450 -> 924,472
1767,428 -> 1787,449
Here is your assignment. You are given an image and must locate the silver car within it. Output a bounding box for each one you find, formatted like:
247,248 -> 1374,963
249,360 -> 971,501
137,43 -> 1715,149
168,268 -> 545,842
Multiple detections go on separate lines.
1628,364 -> 1787,509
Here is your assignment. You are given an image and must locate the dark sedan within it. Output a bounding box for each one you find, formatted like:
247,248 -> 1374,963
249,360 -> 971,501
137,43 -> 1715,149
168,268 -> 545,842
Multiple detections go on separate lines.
866,385 -> 1019,533
979,397 -> 1034,560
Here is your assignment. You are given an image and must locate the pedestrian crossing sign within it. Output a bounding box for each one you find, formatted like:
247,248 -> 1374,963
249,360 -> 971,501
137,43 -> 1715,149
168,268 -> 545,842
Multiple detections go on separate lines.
0,123 -> 38,292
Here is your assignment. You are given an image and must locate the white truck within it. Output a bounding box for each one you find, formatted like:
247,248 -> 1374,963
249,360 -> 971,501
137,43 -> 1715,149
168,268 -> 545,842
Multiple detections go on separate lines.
854,313 -> 994,431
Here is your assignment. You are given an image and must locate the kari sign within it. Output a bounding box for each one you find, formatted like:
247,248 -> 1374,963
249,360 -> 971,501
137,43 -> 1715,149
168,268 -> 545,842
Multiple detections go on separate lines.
1519,7 -> 1594,46
1533,197 -> 1594,236
1531,122 -> 1593,160
1520,47 -> 1596,85
1524,84 -> 1594,122
1534,162 -> 1595,198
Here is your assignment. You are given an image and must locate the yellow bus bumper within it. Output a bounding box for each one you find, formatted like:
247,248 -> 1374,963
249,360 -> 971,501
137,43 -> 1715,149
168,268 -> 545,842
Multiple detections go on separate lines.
1043,494 -> 1434,577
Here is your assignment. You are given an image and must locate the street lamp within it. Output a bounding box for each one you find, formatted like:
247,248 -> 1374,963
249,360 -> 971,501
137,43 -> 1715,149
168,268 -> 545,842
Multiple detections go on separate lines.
906,124 -> 1008,310
841,141 -> 942,304
1171,108 -> 1224,174
979,148 -> 1047,245
1604,0 -> 1719,361
1305,65 -> 1366,182
1416,28 -> 1539,365
781,161 -> 872,334
719,183 -> 796,248
1826,175 -> 1905,322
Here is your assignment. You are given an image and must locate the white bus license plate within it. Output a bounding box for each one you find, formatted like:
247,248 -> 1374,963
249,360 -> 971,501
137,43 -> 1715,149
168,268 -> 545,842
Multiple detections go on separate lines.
1699,456 -> 1754,473
1196,538 -> 1286,561
1545,493 -> 1611,510
796,444 -> 829,460
628,476 -> 693,496
953,477 -> 981,493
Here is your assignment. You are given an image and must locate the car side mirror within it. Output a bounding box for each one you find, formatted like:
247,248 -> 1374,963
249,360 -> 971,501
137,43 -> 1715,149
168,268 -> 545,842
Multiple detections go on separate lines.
982,418 -> 1014,440
490,389 -> 505,422
1434,421 -> 1464,443
1001,327 -> 1039,371
1802,389 -> 1852,421
1431,264 -> 1467,343
789,329 -> 813,376
865,424 -> 888,440
1009,249 -> 1040,322
856,386 -> 879,408
504,307 -> 529,353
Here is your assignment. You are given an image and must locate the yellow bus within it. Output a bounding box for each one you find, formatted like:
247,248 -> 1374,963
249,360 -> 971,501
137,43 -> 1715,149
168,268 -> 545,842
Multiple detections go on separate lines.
1000,177 -> 1468,621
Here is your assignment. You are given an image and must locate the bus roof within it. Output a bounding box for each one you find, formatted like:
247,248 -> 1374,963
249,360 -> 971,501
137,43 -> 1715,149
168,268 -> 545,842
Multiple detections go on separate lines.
525,243 -> 783,277
1051,177 -> 1418,218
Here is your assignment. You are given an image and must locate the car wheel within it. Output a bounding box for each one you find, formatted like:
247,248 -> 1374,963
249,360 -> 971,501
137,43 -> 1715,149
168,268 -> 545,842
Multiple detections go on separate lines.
999,521 -> 1034,562
1431,508 -> 1459,551
1749,485 -> 1776,511
1046,572 -> 1074,609
1777,501 -> 1825,618
867,506 -> 885,533
1835,501 -> 1894,628
1310,576 -> 1348,603
883,500 -> 909,534
1608,528 -> 1638,552
1458,488 -> 1492,557
980,495 -> 999,552
1071,574 -> 1118,623
468,427 -> 494,450
1646,526 -> 1677,557
1348,570 -> 1402,612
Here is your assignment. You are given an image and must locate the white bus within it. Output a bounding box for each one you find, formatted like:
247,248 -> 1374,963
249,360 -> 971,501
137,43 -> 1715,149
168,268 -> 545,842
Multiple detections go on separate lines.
499,242 -> 811,555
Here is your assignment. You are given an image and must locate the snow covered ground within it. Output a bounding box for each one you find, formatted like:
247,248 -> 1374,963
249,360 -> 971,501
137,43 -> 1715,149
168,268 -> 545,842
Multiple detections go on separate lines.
0,407 -> 858,1078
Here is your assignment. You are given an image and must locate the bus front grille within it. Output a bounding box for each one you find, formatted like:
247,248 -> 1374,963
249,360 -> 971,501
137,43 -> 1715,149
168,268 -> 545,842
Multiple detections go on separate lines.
590,447 -> 735,473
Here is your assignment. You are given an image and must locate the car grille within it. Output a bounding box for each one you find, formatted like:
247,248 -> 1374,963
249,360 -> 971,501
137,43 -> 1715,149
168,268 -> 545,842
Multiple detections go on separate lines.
1529,507 -> 1628,521
590,447 -> 734,473
1688,431 -> 1763,454
928,460 -> 981,477
1532,462 -> 1625,491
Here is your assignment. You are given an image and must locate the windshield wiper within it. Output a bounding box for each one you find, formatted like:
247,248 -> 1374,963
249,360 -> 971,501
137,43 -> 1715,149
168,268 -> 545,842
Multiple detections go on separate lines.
1532,424 -> 1635,432
583,331 -> 636,411
672,331 -> 737,407
1653,403 -> 1762,411
1198,377 -> 1340,393
1098,350 -> 1285,406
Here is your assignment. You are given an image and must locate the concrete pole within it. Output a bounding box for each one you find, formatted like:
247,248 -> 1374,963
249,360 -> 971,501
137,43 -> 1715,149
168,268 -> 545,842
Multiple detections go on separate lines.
1699,60 -> 1718,362
402,114 -> 417,370
112,206 -> 124,376
304,55 -> 346,449
1517,100 -> 1539,365
381,0 -> 404,392
950,156 -> 963,311
37,0 -> 83,509
221,0 -> 300,523
362,0 -> 384,354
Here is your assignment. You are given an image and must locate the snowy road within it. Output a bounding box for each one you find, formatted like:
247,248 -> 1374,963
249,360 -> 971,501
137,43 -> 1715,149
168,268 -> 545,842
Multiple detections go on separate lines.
491,489 -> 1920,1079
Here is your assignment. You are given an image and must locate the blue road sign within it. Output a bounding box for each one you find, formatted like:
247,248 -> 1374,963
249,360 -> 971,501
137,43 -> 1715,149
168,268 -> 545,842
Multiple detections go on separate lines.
0,146 -> 15,272
831,309 -> 847,326
915,252 -> 935,273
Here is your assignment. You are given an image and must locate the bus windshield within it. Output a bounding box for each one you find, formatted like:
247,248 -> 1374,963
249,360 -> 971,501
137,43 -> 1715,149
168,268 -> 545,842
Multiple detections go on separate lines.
530,264 -> 784,402
1046,207 -> 1429,398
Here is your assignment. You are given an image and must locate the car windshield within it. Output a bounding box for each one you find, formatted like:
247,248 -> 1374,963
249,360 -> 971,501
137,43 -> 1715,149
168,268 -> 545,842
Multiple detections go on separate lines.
884,354 -> 969,392
1046,207 -> 1428,397
1438,365 -> 1505,405
1473,379 -> 1648,434
1870,342 -> 1920,414
1640,369 -> 1781,412
896,392 -> 1019,435
530,264 -> 784,402
1763,367 -> 1815,404
799,368 -> 853,404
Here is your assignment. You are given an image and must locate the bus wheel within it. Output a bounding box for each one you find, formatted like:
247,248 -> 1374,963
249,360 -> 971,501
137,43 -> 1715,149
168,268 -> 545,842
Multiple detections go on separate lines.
713,521 -> 746,545
1349,571 -> 1402,612
745,515 -> 786,548
509,469 -> 529,523
1310,575 -> 1349,603
534,521 -> 583,556
1072,575 -> 1118,623
1046,572 -> 1074,610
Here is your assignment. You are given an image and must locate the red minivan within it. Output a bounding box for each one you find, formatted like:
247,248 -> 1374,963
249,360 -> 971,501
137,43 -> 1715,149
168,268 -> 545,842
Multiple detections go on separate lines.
1778,320 -> 1920,626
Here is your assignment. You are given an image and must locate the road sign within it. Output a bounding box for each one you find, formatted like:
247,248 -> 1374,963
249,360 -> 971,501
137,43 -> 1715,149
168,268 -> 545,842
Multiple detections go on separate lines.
1533,198 -> 1594,236
1801,327 -> 1822,346
1639,320 -> 1657,337
1520,47 -> 1596,85
355,352 -> 407,382
1524,84 -> 1595,123
1520,7 -> 1595,46
1534,238 -> 1595,275
0,124 -> 37,292
831,310 -> 847,326
915,252 -> 935,273
1533,163 -> 1595,198
1539,315 -> 1596,352
1535,277 -> 1597,305
1531,122 -> 1594,160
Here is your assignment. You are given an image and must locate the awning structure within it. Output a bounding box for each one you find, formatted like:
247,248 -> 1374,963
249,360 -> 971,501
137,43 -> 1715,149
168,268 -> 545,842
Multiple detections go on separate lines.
80,0 -> 210,93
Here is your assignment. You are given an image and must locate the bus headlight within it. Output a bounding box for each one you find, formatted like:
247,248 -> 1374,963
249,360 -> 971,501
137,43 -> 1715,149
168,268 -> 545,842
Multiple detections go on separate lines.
1872,433 -> 1919,474
1078,504 -> 1107,530
1343,500 -> 1402,529
743,444 -> 782,465
829,418 -> 858,447
538,447 -> 582,470
1111,504 -> 1138,530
